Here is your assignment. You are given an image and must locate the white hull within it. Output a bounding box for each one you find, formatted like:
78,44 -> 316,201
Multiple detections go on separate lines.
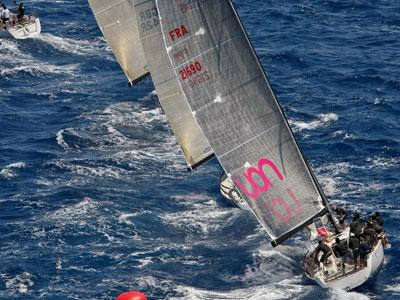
2,17 -> 41,39
305,230 -> 384,291
219,174 -> 249,210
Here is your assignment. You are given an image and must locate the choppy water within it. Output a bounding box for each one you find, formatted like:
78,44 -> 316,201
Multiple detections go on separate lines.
0,0 -> 399,299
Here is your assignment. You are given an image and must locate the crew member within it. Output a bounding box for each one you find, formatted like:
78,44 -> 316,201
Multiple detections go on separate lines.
1,4 -> 10,29
335,207 -> 346,221
339,218 -> 347,231
16,3 -> 24,21
349,233 -> 360,269
314,240 -> 332,266
333,237 -> 350,275
359,236 -> 372,267
349,215 -> 363,238
374,212 -> 384,226
363,222 -> 377,246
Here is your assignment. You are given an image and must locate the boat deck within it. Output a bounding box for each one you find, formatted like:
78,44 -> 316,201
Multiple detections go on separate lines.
304,229 -> 381,284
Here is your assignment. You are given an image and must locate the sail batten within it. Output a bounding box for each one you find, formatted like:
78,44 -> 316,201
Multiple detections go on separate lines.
88,0 -> 149,84
156,0 -> 327,245
133,0 -> 214,168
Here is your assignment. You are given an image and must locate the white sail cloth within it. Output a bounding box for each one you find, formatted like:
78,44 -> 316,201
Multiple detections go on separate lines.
156,0 -> 327,244
133,0 -> 213,168
88,0 -> 149,84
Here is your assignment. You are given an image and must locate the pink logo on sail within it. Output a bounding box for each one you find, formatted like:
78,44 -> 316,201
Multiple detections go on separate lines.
233,158 -> 304,222
233,158 -> 284,199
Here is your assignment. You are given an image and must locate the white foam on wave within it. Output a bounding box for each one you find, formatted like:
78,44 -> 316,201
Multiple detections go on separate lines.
240,244 -> 303,285
0,39 -> 78,77
383,277 -> 400,294
56,129 -> 70,149
171,279 -> 307,300
4,272 -> 34,295
0,162 -> 26,178
315,161 -> 386,201
0,63 -> 78,77
315,162 -> 351,197
290,113 -> 338,131
134,270 -> 369,300
118,212 -> 146,225
328,289 -> 371,300
46,197 -> 98,224
332,130 -> 357,140
50,159 -> 125,179
366,155 -> 400,169
161,194 -> 237,234
170,279 -> 370,300
36,33 -> 112,57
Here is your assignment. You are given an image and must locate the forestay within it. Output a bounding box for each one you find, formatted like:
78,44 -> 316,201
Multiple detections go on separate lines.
133,0 -> 213,168
88,0 -> 149,84
156,0 -> 327,245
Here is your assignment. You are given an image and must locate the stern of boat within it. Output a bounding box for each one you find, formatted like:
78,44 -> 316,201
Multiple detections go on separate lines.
8,16 -> 41,39
305,236 -> 384,291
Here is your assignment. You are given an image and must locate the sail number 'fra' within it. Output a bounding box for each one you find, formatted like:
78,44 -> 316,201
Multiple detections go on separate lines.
169,25 -> 189,41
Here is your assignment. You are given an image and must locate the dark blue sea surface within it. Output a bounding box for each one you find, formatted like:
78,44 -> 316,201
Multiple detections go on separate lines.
1,0 -> 399,299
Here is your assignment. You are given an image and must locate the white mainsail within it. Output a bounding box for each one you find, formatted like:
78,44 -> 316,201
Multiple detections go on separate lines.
88,0 -> 149,85
156,0 -> 328,246
133,0 -> 213,168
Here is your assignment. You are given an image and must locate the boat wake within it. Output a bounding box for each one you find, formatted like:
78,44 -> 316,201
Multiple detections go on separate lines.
35,33 -> 112,57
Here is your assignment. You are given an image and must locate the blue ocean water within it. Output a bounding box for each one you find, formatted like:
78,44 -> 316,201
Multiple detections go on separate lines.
0,0 -> 399,299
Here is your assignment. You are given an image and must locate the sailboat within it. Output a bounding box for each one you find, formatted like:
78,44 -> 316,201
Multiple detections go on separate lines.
0,14 -> 41,39
153,0 -> 385,290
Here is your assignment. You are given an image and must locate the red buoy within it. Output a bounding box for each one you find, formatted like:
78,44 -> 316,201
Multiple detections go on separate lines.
116,291 -> 147,300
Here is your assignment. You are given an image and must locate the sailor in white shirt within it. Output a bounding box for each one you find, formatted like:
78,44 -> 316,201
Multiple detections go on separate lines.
1,5 -> 11,29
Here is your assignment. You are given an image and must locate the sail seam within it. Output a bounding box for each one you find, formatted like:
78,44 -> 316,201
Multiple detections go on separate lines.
141,31 -> 162,41
220,123 -> 281,159
101,20 -> 120,30
94,0 -> 127,15
192,74 -> 262,116
174,35 -> 241,70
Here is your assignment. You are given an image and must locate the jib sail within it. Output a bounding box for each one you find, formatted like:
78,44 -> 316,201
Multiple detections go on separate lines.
88,0 -> 149,85
133,0 -> 213,168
